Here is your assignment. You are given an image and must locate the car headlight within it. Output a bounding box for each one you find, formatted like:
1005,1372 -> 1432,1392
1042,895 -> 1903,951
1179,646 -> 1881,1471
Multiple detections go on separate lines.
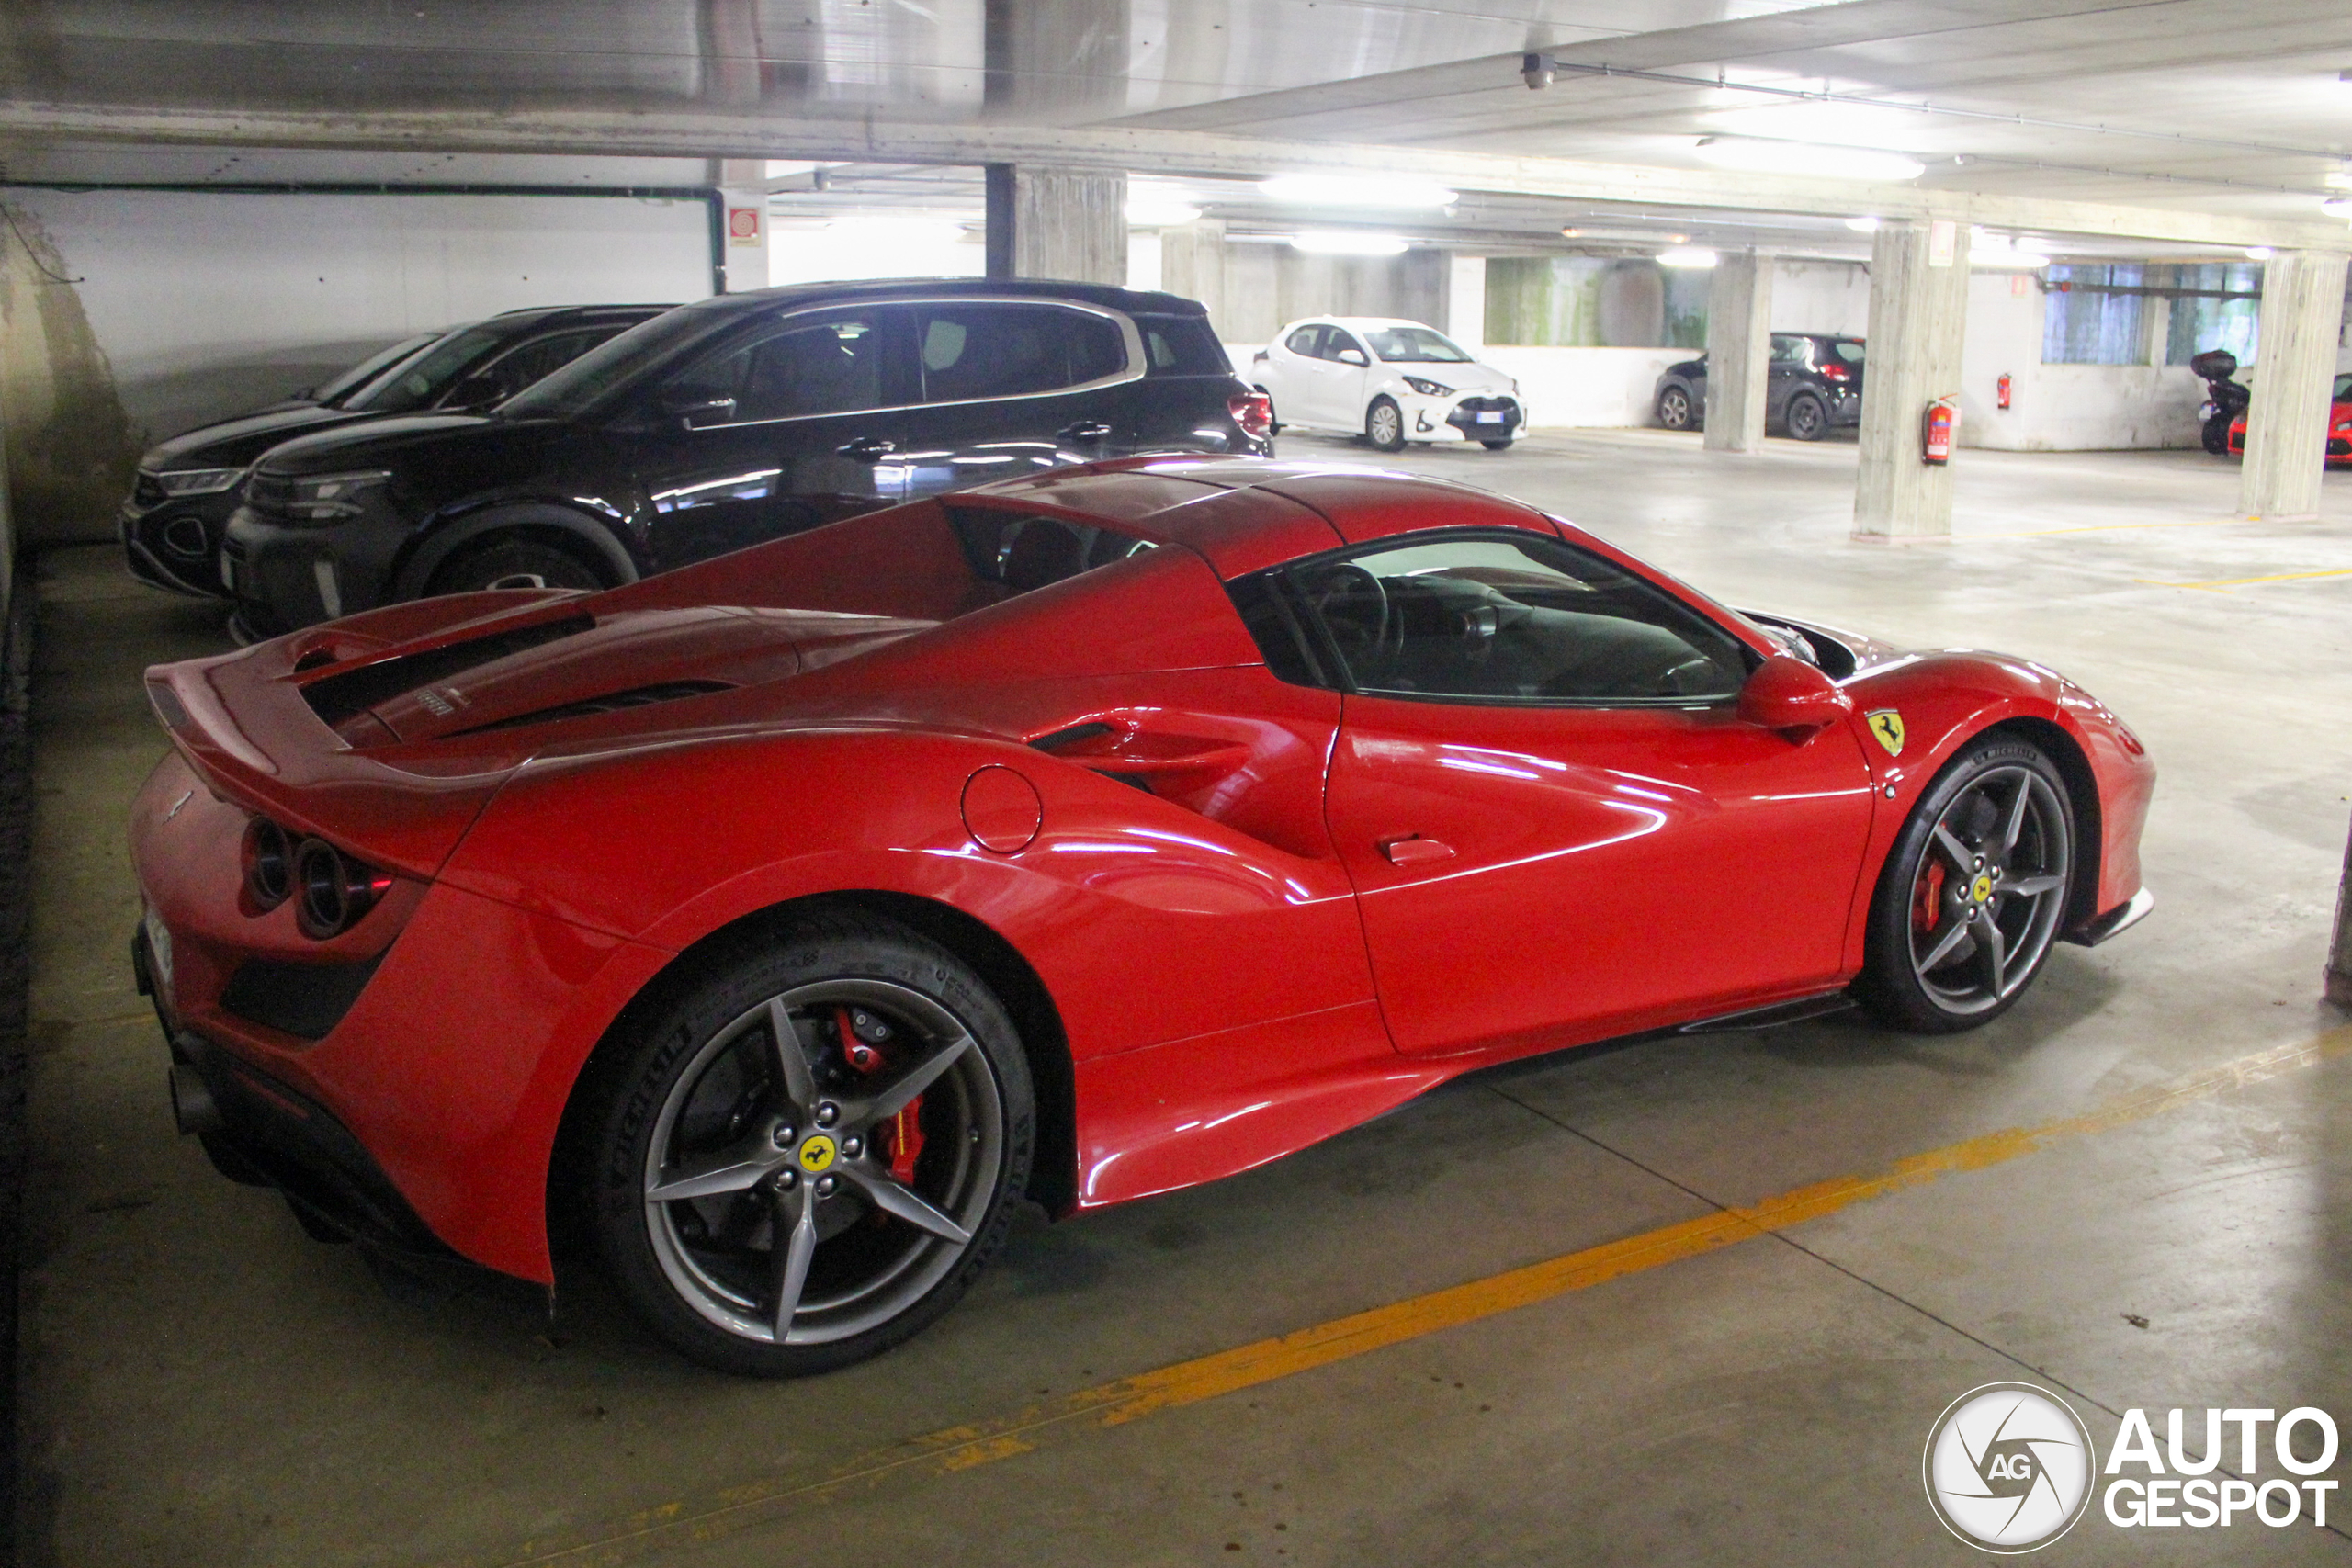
282,469 -> 392,523
1403,377 -> 1454,397
153,467 -> 245,497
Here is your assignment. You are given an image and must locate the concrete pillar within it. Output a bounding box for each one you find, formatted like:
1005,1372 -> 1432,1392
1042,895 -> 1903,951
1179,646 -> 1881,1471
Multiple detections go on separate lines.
715,159 -> 768,295
1160,220 -> 1227,330
2239,250 -> 2351,521
983,164 -> 1126,286
2328,817 -> 2352,1008
1854,216 -> 1971,541
1702,249 -> 1771,453
1445,254 -> 1487,350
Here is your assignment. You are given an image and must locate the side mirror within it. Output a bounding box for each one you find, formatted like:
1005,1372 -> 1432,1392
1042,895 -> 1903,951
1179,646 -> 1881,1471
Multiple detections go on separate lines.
655,389 -> 737,430
1737,654 -> 1852,738
1337,348 -> 1369,367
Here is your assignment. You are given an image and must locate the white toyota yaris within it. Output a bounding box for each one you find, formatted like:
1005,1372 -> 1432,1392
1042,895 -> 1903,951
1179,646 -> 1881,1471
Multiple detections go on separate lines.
1250,317 -> 1525,452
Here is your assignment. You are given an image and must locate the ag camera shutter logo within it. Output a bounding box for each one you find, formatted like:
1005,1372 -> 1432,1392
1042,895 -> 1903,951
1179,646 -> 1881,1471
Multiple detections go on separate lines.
1923,1382 -> 2095,1552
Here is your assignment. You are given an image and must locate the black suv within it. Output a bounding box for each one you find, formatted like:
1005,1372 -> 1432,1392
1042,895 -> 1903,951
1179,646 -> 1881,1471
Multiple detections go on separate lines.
221,279 -> 1272,636
1651,333 -> 1866,441
123,304 -> 669,598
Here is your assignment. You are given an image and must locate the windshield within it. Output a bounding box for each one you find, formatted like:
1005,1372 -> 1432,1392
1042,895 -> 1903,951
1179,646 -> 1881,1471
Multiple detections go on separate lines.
315,333 -> 439,407
498,303 -> 737,421
1362,325 -> 1474,363
342,323 -> 514,413
2335,373 -> 2352,402
1830,339 -> 1865,365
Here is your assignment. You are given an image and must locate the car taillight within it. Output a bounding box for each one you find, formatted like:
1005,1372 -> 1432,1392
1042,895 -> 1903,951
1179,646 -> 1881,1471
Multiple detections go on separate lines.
292,836 -> 393,939
1229,390 -> 1273,441
1819,362 -> 1850,381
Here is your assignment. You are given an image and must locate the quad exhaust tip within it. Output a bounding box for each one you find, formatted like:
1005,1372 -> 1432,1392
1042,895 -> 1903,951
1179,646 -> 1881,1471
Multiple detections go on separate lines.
168,1063 -> 224,1136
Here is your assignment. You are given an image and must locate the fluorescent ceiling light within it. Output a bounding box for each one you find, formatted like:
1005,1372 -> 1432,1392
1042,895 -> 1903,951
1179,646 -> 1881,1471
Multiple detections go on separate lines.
2328,169 -> 2352,190
1261,175 -> 1456,209
1290,231 -> 1411,255
1693,138 -> 1925,183
2324,197 -> 2352,219
1845,215 -> 1881,231
1657,247 -> 1718,268
2245,246 -> 2276,260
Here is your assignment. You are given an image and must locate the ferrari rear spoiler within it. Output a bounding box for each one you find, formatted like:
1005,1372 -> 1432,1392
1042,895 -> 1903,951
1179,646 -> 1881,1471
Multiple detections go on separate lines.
143,616 -> 541,879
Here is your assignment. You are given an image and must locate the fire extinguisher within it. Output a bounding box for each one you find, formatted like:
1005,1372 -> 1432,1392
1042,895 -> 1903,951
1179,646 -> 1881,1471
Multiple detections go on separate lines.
1996,373 -> 2012,411
1923,397 -> 1959,465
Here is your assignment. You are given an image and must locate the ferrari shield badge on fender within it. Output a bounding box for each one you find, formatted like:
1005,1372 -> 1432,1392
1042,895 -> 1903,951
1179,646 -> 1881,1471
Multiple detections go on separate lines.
1866,709 -> 1905,756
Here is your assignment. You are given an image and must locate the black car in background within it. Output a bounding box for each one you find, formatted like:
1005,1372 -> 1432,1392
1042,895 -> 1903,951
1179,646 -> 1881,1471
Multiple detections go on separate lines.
1651,333 -> 1866,441
121,304 -> 671,597
221,278 -> 1272,636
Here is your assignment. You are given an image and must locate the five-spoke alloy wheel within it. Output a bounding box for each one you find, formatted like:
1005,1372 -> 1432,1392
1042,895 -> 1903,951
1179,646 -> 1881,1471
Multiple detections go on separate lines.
1859,739 -> 2076,1032
583,913 -> 1034,1375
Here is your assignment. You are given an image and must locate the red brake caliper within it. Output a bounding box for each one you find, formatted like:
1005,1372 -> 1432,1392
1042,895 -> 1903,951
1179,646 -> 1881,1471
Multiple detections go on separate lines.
837,1008 -> 925,1184
1914,860 -> 1946,936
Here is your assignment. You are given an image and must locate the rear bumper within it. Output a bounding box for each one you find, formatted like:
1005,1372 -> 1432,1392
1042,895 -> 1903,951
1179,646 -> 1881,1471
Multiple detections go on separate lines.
164,1020 -> 468,1263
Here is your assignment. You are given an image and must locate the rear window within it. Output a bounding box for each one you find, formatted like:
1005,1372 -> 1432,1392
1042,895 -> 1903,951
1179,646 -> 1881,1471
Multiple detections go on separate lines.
1135,313 -> 1231,378
1830,339 -> 1865,365
944,506 -> 1155,595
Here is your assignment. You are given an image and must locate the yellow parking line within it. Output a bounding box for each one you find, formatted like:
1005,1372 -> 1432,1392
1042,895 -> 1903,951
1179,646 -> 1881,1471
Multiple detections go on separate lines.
2135,568 -> 2352,592
467,1027 -> 2352,1568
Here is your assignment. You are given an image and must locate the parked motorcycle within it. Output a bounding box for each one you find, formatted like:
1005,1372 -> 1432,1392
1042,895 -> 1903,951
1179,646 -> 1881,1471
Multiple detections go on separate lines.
2190,348 -> 2250,456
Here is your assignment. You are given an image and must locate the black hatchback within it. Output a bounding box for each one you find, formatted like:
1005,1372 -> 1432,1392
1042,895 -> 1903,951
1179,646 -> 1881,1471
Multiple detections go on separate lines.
1651,332 -> 1866,441
122,304 -> 671,599
220,279 -> 1272,637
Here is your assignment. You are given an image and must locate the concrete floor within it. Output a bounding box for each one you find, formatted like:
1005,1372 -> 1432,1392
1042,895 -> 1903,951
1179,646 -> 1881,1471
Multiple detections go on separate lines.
18,432 -> 2352,1565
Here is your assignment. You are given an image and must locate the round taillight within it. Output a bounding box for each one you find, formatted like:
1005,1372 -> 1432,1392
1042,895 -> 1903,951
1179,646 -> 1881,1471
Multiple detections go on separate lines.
243,818 -> 291,909
294,838 -> 379,939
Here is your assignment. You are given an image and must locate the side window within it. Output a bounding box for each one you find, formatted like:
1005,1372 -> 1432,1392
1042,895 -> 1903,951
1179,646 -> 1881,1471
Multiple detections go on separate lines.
914,303 -> 1126,403
1770,334 -> 1806,365
1136,314 -> 1230,377
1327,331 -> 1366,363
1285,325 -> 1323,357
666,312 -> 888,423
1279,532 -> 1751,704
456,327 -> 615,405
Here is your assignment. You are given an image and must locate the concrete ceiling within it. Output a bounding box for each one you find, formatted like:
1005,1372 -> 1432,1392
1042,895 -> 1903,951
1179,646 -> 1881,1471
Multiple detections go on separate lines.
2,1 -> 2346,250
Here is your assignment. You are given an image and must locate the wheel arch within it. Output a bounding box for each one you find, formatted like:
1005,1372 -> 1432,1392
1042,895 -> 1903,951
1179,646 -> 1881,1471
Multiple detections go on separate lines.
546,887 -> 1080,1266
1973,715 -> 2106,932
391,501 -> 639,603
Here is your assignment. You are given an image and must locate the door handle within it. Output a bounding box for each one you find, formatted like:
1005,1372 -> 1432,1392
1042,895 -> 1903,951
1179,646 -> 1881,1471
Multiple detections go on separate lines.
836,436 -> 897,459
1377,833 -> 1455,866
1057,421 -> 1114,443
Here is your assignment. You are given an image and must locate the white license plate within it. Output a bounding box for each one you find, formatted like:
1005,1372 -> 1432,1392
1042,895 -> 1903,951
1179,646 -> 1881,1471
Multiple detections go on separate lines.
142,905 -> 175,1005
1476,412 -> 1503,424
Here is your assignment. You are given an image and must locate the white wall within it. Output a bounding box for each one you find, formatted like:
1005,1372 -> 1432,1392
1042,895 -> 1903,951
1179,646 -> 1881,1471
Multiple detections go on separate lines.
1483,346 -> 1690,429
1957,269 -> 2204,450
0,187 -> 715,541
4,188 -> 713,453
1770,259 -> 1871,337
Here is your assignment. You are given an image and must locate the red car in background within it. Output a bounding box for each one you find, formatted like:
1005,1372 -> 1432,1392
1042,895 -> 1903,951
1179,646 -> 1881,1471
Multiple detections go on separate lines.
2227,370 -> 2352,463
129,458 -> 2154,1375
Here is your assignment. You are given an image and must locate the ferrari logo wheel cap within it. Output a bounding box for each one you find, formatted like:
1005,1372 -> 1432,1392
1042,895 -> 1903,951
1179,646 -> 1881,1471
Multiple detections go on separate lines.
1971,874 -> 1993,903
1866,709 -> 1906,757
797,1134 -> 838,1174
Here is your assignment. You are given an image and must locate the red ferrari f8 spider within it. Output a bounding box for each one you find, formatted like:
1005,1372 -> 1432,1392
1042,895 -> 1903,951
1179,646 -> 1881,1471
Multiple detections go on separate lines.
130,457 -> 2154,1373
